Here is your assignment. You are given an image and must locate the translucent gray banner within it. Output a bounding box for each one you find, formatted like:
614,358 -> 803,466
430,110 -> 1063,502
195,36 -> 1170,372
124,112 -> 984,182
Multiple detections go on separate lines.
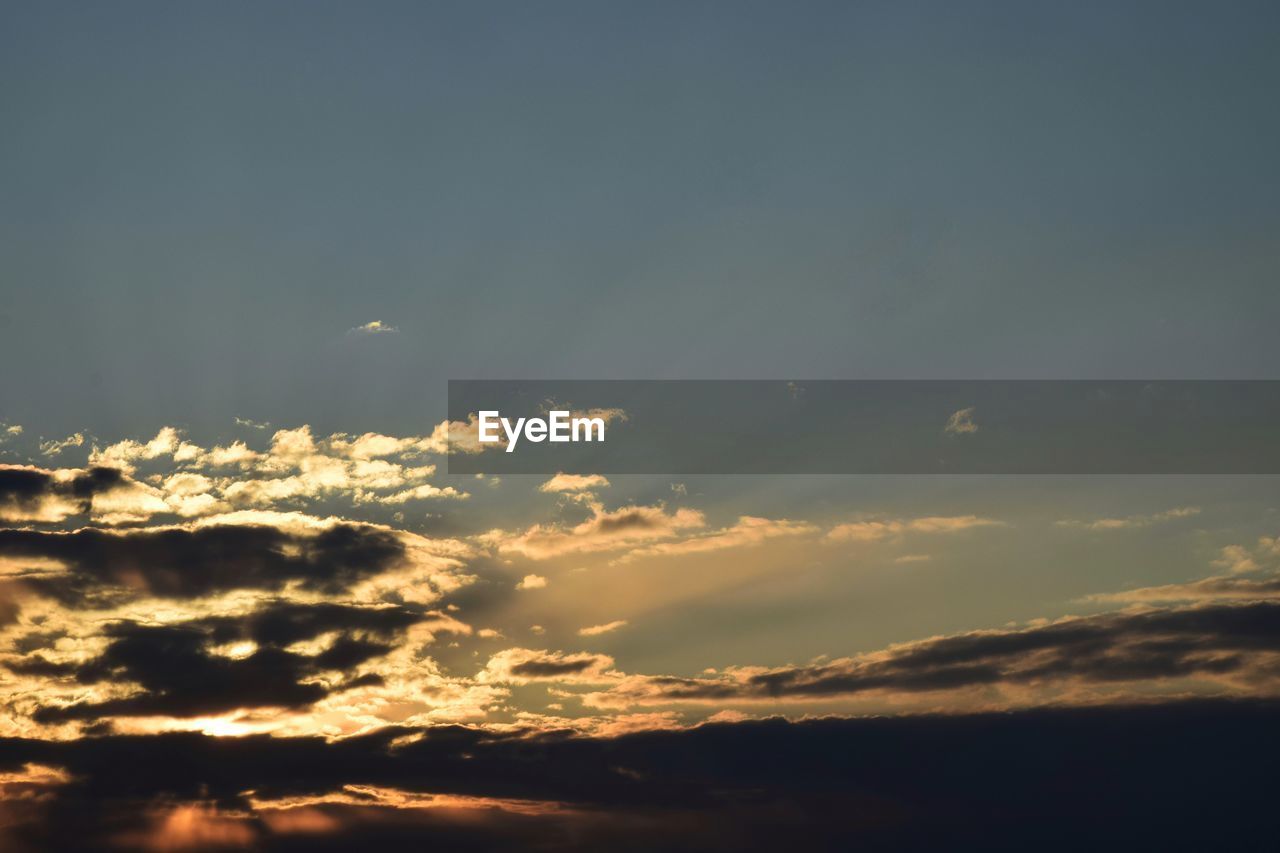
446,380 -> 1280,475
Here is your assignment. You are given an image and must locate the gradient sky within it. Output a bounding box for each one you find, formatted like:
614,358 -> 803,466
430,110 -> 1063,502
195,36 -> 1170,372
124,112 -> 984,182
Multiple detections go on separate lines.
4,1 -> 1280,438
2,3 -> 1280,850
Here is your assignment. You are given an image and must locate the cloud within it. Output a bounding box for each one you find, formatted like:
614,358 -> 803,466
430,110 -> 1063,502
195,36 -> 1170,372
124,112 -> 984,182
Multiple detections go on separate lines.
1087,575 -> 1280,604
0,702 -> 1276,850
539,473 -> 610,493
0,590 -> 19,628
0,516 -> 460,607
0,461 -> 203,526
578,620 -> 627,637
234,417 -> 269,430
78,425 -> 466,517
1214,539 -> 1279,574
0,461 -> 175,522
355,484 -> 468,505
491,505 -> 813,565
614,516 -> 816,564
489,503 -> 705,560
944,407 -> 978,435
537,404 -> 629,429
1055,507 -> 1200,531
1087,538 -> 1280,603
348,321 -> 399,335
11,418 -> 1280,848
193,600 -> 432,649
825,515 -> 1003,544
89,427 -> 206,473
38,433 -> 86,457
20,600 -> 428,722
324,431 -> 438,461
433,415 -> 497,455
0,465 -> 146,523
580,602 -> 1280,709
6,425 -> 476,517
479,648 -> 617,684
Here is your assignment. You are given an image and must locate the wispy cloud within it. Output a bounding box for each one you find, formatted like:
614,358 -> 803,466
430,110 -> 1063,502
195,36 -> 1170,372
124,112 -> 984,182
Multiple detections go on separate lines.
944,406 -> 978,435
347,320 -> 399,335
578,620 -> 627,637
38,432 -> 86,456
826,515 -> 1003,544
580,601 -> 1280,710
486,503 -> 705,560
1055,507 -> 1199,531
1086,538 -> 1280,603
614,516 -> 816,564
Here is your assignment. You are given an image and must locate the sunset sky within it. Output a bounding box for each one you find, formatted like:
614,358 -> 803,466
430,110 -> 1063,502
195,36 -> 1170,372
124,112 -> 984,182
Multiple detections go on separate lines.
3,2 -> 1280,850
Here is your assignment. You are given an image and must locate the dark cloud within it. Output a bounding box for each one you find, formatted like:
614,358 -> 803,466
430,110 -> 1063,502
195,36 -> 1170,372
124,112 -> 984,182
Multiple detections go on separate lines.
0,465 -> 127,522
482,648 -> 615,684
31,625 -> 331,721
195,600 -> 423,648
510,657 -> 604,678
12,601 -> 427,721
1092,571 -> 1280,603
596,602 -> 1280,705
0,522 -> 407,605
0,586 -> 19,627
0,701 -> 1276,850
594,509 -> 663,533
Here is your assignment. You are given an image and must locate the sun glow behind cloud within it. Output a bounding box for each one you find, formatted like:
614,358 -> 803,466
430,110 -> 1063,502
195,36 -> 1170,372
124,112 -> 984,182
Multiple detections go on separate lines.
1,420 -> 1279,848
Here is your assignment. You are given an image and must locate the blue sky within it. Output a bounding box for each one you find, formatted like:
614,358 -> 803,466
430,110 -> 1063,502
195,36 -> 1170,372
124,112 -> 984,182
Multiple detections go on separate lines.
3,1 -> 1279,440
2,6 -> 1280,846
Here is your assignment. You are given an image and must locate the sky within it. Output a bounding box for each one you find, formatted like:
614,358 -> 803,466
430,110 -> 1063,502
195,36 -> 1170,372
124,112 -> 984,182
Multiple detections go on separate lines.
2,2 -> 1280,850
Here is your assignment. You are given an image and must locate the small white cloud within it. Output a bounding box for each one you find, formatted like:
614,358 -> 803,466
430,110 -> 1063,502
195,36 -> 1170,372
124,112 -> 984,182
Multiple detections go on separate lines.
234,417 -> 269,430
1212,541 -> 1268,574
39,432 -> 86,456
944,407 -> 978,435
517,574 -> 548,590
578,619 -> 627,637
348,320 -> 399,335
539,473 -> 610,493
826,515 -> 1002,544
